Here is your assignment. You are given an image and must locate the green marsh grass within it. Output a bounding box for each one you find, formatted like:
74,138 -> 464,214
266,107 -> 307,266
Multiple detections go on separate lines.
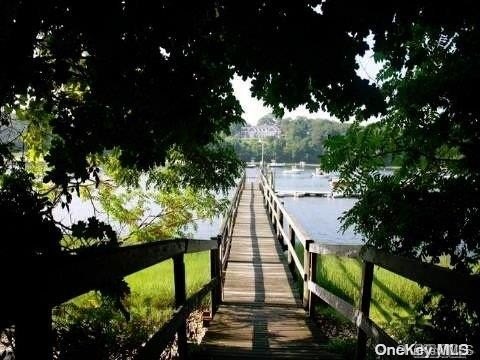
315,255 -> 428,337
54,252 -> 211,356
68,251 -> 211,327
293,243 -> 428,340
125,251 -> 211,323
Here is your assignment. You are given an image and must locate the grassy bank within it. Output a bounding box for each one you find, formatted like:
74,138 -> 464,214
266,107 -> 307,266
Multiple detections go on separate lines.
293,243 -> 428,337
289,245 -> 429,358
125,251 -> 211,323
314,255 -> 428,339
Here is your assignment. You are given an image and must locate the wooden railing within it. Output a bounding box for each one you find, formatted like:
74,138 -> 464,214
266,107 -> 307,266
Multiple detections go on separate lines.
260,169 -> 480,360
4,172 -> 246,360
217,172 -> 246,276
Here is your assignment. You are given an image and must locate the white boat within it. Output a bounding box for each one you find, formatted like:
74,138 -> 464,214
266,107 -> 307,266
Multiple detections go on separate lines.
312,168 -> 329,178
299,161 -> 306,167
283,165 -> 304,174
268,159 -> 285,167
246,159 -> 256,168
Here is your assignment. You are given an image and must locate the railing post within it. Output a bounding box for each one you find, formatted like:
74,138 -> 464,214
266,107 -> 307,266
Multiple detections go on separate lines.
173,253 -> 187,360
217,235 -> 223,302
355,261 -> 374,360
308,252 -> 318,318
271,201 -> 277,227
219,226 -> 225,270
267,194 -> 271,216
15,299 -> 53,360
278,208 -> 284,245
210,237 -> 222,315
287,225 -> 295,274
223,223 -> 231,271
303,239 -> 313,309
263,182 -> 267,208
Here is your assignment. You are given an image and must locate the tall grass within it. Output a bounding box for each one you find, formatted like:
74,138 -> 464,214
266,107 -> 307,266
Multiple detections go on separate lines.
314,255 -> 428,338
125,251 -> 211,323
55,252 -> 211,357
293,244 -> 428,340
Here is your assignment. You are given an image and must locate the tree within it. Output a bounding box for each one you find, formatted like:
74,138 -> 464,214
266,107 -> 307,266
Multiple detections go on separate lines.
225,116 -> 347,163
322,22 -> 480,345
257,114 -> 278,126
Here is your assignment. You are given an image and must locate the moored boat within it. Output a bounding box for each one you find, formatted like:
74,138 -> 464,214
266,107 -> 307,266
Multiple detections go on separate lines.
312,168 -> 329,178
268,159 -> 286,167
283,165 -> 304,174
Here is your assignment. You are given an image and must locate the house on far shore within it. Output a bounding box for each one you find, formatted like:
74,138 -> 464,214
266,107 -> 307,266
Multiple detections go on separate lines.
238,125 -> 281,139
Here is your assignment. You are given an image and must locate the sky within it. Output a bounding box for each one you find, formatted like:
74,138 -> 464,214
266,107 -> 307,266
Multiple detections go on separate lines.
231,50 -> 382,125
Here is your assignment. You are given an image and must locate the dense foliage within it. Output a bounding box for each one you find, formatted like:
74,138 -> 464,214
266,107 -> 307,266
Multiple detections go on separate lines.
322,22 -> 480,346
322,24 -> 480,266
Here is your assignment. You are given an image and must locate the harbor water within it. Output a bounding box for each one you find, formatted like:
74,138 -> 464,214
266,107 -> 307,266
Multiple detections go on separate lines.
247,167 -> 362,244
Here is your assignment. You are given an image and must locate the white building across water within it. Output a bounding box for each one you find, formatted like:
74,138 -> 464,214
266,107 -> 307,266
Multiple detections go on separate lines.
238,125 -> 281,139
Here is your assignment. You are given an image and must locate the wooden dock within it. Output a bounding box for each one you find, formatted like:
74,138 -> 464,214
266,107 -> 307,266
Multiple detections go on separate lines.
200,180 -> 340,359
276,190 -> 333,198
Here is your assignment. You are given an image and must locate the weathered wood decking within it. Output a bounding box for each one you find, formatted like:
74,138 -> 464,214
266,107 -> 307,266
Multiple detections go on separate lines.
201,179 -> 340,359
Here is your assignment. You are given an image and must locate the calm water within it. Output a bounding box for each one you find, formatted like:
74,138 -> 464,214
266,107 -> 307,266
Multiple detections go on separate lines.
54,167 -> 362,244
53,193 -> 224,240
246,167 -> 362,244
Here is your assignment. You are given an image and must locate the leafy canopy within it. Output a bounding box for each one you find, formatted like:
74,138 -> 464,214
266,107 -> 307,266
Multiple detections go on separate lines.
2,2 -> 479,260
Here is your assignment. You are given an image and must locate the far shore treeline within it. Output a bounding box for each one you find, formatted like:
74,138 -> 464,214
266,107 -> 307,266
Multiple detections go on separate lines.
226,114 -> 349,164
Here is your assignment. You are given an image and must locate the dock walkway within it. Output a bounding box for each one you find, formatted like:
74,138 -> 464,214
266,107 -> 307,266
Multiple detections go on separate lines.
200,178 -> 339,359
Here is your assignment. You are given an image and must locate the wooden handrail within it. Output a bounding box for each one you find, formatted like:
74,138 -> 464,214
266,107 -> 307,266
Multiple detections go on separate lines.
217,171 -> 245,277
309,243 -> 362,257
218,172 -> 246,240
260,169 -> 313,308
308,243 -> 480,304
44,238 -> 218,306
360,247 -> 480,304
260,171 -> 311,246
259,169 -> 479,360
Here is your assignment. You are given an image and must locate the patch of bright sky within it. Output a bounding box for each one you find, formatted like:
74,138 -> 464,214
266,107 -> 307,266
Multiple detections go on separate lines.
232,37 -> 383,125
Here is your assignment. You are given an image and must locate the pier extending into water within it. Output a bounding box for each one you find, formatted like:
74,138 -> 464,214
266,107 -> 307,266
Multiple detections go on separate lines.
4,169 -> 479,360
199,178 -> 340,359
